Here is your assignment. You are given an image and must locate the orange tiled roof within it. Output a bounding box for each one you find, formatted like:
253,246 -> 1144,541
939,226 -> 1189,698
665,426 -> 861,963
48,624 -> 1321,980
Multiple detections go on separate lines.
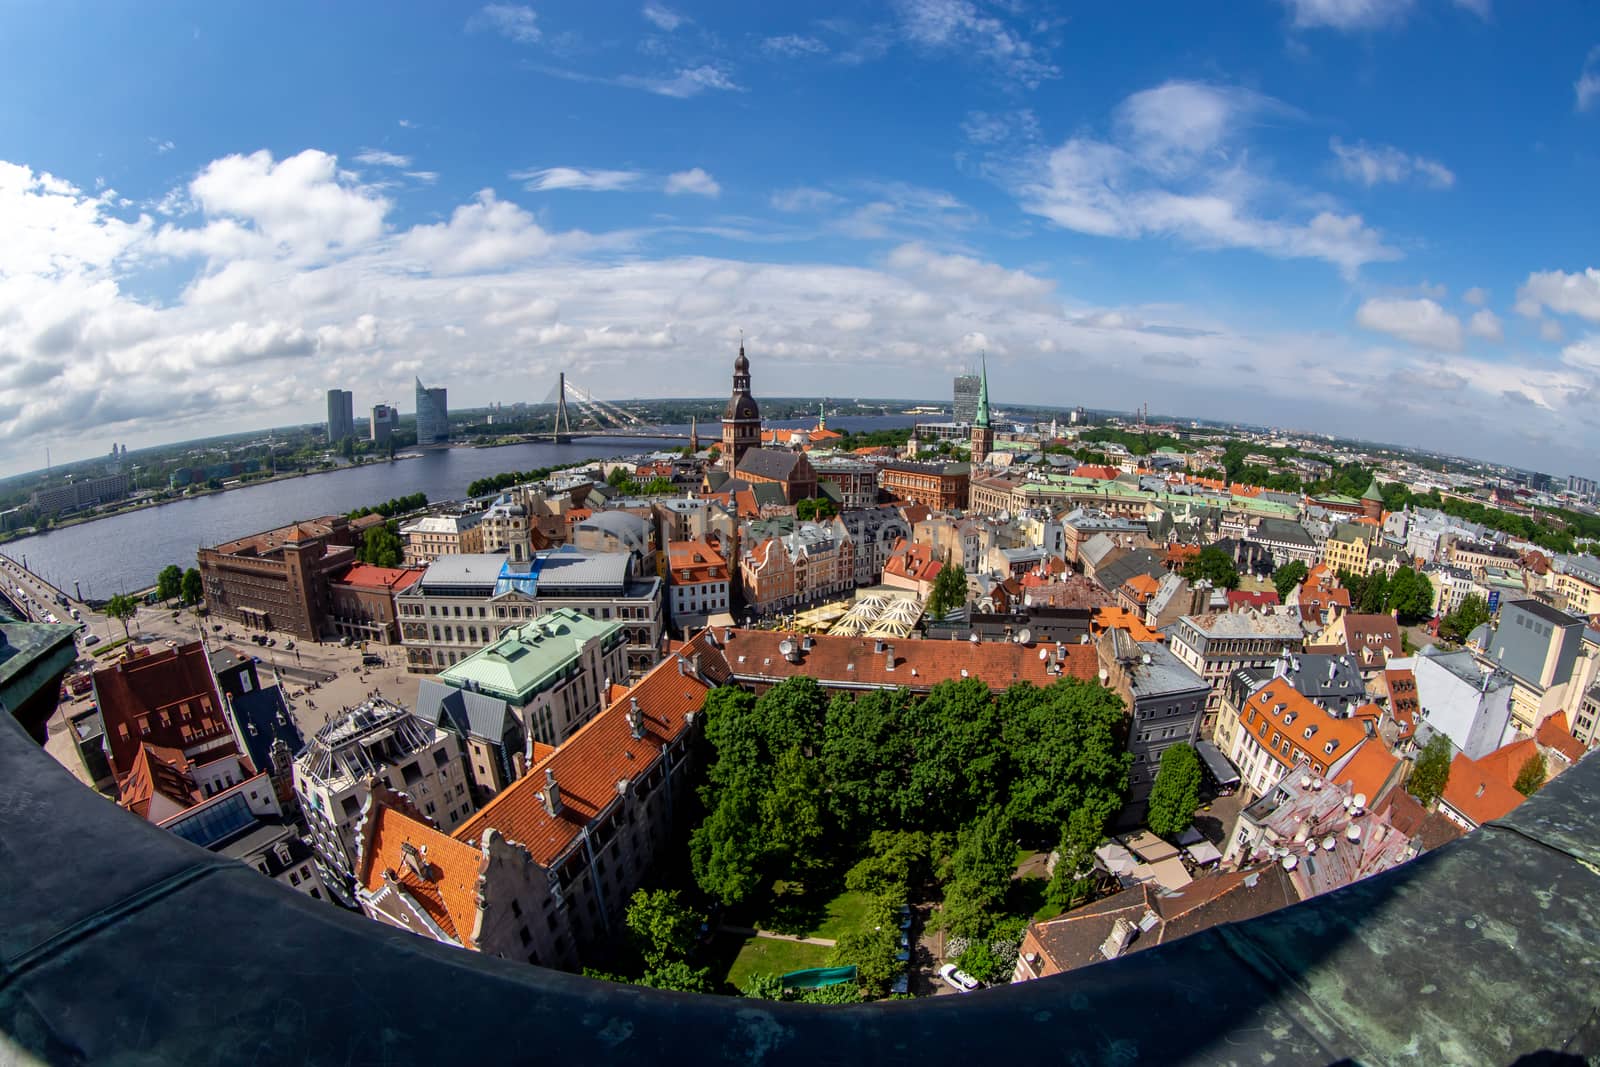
453,637 -> 716,865
1536,711 -> 1586,764
1091,606 -> 1165,644
1441,739 -> 1538,827
1123,573 -> 1161,598
702,628 -> 1098,691
883,538 -> 944,583
1073,465 -> 1118,480
1384,667 -> 1419,740
361,803 -> 486,948
335,563 -> 423,593
116,743 -> 201,818
1330,736 -> 1401,803
1238,681 -> 1370,778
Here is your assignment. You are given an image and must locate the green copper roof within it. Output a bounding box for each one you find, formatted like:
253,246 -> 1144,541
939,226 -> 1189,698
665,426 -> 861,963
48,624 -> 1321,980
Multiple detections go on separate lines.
438,607 -> 621,704
1362,478 -> 1385,503
0,621 -> 79,716
974,353 -> 991,428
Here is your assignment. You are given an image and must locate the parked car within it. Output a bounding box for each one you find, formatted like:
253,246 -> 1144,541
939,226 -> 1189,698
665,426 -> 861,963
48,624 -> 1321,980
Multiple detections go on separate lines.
361,653 -> 382,666
938,964 -> 980,993
83,634 -> 100,647
890,973 -> 908,996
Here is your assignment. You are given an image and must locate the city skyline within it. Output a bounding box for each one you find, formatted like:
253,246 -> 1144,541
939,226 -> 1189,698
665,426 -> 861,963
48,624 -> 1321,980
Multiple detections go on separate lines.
1,3 -> 1599,478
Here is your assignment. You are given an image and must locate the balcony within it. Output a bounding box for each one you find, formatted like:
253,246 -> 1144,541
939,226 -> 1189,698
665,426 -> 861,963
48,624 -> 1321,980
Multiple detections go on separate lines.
4,693 -> 1600,1061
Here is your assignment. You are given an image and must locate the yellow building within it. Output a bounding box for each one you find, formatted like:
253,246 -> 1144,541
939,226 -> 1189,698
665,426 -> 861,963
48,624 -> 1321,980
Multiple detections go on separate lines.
1321,522 -> 1374,576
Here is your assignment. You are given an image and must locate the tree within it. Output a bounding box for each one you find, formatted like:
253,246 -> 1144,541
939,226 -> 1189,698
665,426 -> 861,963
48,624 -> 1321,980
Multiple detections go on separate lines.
1146,744 -> 1202,837
1272,560 -> 1308,601
823,690 -> 911,835
1408,734 -> 1453,806
637,960 -> 713,993
181,568 -> 204,607
1181,546 -> 1240,590
741,973 -> 785,1000
1387,567 -> 1435,624
1440,594 -> 1490,644
1358,569 -> 1390,614
624,888 -> 703,969
155,565 -> 183,603
939,809 -> 1017,939
1000,679 -> 1130,841
844,830 -> 933,905
795,497 -> 837,521
103,593 -> 138,640
1513,752 -> 1547,797
1043,833 -> 1097,915
926,562 -> 969,619
358,524 -> 404,568
761,746 -> 829,880
690,776 -> 766,906
340,436 -> 355,460
831,898 -> 900,994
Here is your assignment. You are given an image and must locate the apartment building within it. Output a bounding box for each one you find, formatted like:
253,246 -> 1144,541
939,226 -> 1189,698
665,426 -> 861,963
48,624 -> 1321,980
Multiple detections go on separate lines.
665,540 -> 731,631
739,520 -> 855,615
198,515 -> 382,639
879,461 -> 970,511
401,511 -> 486,567
1096,628 -> 1210,806
1168,611 -> 1307,733
293,698 -> 469,904
811,458 -> 882,510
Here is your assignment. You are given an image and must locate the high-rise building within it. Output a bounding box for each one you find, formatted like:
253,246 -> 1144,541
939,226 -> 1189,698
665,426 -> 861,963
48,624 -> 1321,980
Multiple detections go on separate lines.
415,378 -> 449,446
326,389 -> 355,444
953,373 -> 981,424
720,342 -> 761,473
370,404 -> 396,445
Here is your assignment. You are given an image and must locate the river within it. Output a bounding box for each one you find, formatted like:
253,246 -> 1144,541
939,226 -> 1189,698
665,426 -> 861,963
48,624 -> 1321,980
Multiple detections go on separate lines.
5,415 -> 922,599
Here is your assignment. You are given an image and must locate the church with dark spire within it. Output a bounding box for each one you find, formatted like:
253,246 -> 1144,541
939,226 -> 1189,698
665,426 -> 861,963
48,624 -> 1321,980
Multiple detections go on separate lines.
721,340 -> 761,473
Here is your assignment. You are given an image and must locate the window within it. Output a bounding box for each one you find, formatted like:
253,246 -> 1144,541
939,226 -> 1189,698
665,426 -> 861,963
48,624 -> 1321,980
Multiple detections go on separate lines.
310,887 -> 321,899
520,926 -> 532,946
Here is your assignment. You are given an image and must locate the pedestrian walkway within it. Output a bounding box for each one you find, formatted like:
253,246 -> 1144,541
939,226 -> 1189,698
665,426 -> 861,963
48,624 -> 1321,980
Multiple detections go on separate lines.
718,924 -> 837,948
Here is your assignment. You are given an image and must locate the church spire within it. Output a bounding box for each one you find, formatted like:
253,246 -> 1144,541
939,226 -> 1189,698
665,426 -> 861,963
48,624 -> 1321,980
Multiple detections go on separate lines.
974,351 -> 991,429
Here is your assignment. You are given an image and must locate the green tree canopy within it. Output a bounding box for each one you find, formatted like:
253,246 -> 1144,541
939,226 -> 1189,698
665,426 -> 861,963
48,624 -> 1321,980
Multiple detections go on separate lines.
1513,752 -> 1547,798
831,896 -> 901,994
1387,567 -> 1435,624
1358,569 -> 1390,613
155,565 -> 183,603
1146,743 -> 1202,838
1408,734 -> 1453,806
181,568 -> 203,607
939,809 -> 1017,939
1271,560 -> 1308,600
624,888 -> 703,969
926,562 -> 969,619
103,593 -> 138,639
1440,594 -> 1491,644
740,973 -> 785,1000
1181,546 -> 1240,590
357,524 -> 404,568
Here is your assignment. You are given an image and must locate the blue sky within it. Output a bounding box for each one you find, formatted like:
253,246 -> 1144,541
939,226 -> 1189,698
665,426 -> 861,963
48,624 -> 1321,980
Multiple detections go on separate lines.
1,0 -> 1598,478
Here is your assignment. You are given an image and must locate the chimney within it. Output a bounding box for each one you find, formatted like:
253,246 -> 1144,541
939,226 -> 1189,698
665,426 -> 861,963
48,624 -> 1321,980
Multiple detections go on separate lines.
399,841 -> 429,881
628,698 -> 645,740
691,652 -> 702,676
723,626 -> 734,643
884,644 -> 896,671
541,767 -> 562,817
1099,917 -> 1139,960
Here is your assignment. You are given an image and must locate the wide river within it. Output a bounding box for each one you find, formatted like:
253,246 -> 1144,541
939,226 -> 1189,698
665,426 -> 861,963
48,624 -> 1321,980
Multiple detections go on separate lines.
5,415 -> 922,599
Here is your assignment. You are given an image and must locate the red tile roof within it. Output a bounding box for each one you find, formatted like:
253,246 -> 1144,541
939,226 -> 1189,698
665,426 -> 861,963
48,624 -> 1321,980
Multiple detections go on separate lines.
883,539 -> 944,584
1238,681 -> 1371,779
1073,465 -> 1118,480
1384,667 -> 1419,740
92,642 -> 233,776
334,563 -> 423,593
116,743 -> 201,819
453,636 -> 716,866
1228,590 -> 1280,610
361,803 -> 487,948
1330,736 -> 1401,804
1092,607 -> 1165,644
701,628 -> 1097,692
1536,711 -> 1586,764
1441,738 -> 1538,827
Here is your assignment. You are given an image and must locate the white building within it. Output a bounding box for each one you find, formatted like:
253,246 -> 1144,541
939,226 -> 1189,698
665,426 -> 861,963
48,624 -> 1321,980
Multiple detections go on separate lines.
1402,648 -> 1515,760
401,511 -> 485,566
292,698 -> 469,904
479,496 -> 532,562
1168,610 -> 1308,733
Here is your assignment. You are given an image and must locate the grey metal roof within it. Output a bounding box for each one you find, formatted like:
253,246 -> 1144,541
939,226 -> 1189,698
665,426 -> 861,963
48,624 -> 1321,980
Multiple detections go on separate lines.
576,510 -> 649,540
418,553 -> 510,589
532,549 -> 632,591
416,677 -> 516,738
1127,642 -> 1209,698
1253,517 -> 1315,546
737,447 -> 808,481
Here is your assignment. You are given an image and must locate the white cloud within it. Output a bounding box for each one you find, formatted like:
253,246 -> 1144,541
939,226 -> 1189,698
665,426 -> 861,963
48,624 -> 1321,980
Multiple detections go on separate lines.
1463,286 -> 1488,306
515,167 -> 643,192
1279,0 -> 1414,31
1562,335 -> 1600,371
395,190 -> 557,274
405,171 -> 440,185
643,65 -> 739,98
770,187 -> 843,213
1356,297 -> 1463,350
1468,308 -> 1503,342
1017,82 -> 1398,275
1541,319 -> 1566,343
962,109 -> 1040,146
472,4 -> 541,43
892,0 -> 1059,88
641,3 -> 686,30
355,149 -> 413,168
1330,138 -> 1454,188
664,168 -> 720,197
149,138 -> 176,154
183,149 -> 390,261
1578,47 -> 1600,113
1517,268 -> 1600,323
763,34 -> 829,57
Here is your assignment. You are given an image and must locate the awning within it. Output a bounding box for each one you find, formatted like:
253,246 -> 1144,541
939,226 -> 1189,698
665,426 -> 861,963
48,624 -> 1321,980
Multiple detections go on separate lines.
1184,840 -> 1223,866
1196,739 -> 1241,787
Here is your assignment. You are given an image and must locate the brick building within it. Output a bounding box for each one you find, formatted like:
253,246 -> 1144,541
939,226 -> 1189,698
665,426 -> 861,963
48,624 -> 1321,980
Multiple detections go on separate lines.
879,461 -> 970,511
198,515 -> 382,639
327,564 -> 424,645
735,448 -> 819,505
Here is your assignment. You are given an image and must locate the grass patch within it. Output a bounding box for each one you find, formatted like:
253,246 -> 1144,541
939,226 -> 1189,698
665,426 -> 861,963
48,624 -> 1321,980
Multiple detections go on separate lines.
721,934 -> 833,993
811,889 -> 875,942
91,637 -> 132,658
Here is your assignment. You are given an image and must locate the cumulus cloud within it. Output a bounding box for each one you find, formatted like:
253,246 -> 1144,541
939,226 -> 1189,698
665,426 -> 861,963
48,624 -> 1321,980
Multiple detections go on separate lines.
1017,82 -> 1397,275
1330,138 -> 1454,188
1468,308 -> 1503,342
1356,297 -> 1463,350
395,190 -> 558,274
1463,286 -> 1488,306
664,168 -> 720,197
1516,268 -> 1600,322
471,4 -> 540,43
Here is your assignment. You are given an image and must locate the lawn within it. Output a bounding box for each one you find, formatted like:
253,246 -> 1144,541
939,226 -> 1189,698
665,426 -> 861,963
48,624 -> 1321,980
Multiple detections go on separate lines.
721,934 -> 834,992
754,885 -> 875,940
810,889 -> 875,941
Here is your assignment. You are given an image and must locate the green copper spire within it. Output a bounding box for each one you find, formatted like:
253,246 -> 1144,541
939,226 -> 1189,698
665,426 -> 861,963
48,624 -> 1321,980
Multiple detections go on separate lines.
974,352 -> 991,428
1362,477 -> 1384,503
